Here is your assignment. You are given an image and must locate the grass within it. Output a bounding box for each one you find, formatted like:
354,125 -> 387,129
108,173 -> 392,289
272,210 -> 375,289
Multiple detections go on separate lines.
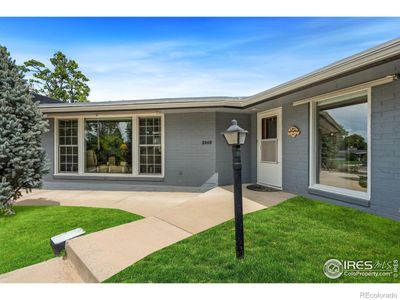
106,196 -> 400,283
0,205 -> 142,275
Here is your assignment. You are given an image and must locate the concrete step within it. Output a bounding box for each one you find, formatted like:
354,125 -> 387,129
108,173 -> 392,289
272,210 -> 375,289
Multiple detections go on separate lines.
65,216 -> 192,282
0,257 -> 84,283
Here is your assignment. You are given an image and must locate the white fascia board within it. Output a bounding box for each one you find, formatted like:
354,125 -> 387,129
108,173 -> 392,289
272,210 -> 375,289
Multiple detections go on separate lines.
292,75 -> 396,106
39,99 -> 244,113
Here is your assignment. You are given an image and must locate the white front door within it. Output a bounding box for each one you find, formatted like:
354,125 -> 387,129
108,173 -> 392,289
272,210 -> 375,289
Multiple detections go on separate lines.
257,107 -> 282,189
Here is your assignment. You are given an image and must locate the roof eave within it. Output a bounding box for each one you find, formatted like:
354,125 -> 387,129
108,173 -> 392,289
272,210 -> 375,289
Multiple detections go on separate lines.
38,38 -> 400,114
243,38 -> 400,106
39,100 -> 245,114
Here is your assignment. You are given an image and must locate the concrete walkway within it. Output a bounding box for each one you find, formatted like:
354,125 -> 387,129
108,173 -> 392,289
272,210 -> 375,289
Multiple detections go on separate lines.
66,217 -> 191,282
16,189 -> 199,216
0,257 -> 84,283
1,186 -> 292,283
155,187 -> 265,234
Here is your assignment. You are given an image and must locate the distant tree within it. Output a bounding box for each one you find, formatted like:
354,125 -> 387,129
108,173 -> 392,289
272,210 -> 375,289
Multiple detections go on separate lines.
343,134 -> 367,150
0,46 -> 49,215
21,51 -> 90,103
319,124 -> 347,170
344,133 -> 367,162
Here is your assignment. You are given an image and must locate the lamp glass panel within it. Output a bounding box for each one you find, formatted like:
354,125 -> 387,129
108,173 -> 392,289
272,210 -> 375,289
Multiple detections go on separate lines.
239,132 -> 247,145
223,132 -> 238,145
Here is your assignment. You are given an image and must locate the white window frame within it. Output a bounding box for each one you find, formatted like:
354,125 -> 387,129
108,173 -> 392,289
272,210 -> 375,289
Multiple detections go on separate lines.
54,117 -> 81,175
53,113 -> 165,178
309,88 -> 371,201
259,114 -> 279,164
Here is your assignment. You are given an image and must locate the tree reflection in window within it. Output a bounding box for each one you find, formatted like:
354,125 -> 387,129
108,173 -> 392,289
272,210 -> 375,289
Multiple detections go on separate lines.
85,119 -> 132,174
317,96 -> 368,192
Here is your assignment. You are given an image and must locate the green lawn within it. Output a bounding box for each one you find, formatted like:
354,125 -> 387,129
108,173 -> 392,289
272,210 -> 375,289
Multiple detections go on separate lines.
106,197 -> 400,283
0,205 -> 142,275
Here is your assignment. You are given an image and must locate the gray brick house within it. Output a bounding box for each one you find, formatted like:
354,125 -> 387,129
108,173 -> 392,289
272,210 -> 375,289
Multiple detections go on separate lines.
38,38 -> 400,220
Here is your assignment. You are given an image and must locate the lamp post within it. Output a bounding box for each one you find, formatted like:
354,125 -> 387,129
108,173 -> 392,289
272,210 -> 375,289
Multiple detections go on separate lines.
222,120 -> 248,259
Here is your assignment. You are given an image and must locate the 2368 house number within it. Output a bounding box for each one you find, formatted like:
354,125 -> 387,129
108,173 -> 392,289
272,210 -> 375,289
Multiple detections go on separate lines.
202,140 -> 212,145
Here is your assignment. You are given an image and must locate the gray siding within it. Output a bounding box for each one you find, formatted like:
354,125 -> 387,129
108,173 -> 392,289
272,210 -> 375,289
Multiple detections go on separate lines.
281,102 -> 309,194
164,112 -> 216,187
42,118 -> 54,181
249,59 -> 400,220
41,111 -> 253,191
42,112 -> 218,192
215,112 -> 252,185
370,80 -> 400,219
39,57 -> 400,220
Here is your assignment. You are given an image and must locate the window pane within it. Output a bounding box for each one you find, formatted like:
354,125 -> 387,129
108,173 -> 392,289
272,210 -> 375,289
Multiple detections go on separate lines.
317,96 -> 368,192
261,140 -> 277,162
85,119 -> 133,174
58,119 -> 78,173
140,147 -> 147,155
139,117 -> 162,174
262,116 -> 277,139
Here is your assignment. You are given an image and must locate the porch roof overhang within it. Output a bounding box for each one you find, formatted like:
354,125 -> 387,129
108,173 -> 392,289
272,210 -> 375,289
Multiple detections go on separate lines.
39,38 -> 400,115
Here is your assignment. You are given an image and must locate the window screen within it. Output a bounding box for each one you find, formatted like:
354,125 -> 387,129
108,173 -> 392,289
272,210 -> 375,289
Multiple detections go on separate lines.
260,116 -> 278,163
261,140 -> 278,163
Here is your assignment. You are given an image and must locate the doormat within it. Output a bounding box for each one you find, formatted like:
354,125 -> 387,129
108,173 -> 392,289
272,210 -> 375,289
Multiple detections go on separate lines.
246,184 -> 279,192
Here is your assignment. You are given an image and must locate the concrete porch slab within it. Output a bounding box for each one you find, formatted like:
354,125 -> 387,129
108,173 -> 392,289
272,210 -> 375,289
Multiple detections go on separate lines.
222,184 -> 295,207
154,187 -> 266,234
17,189 -> 199,216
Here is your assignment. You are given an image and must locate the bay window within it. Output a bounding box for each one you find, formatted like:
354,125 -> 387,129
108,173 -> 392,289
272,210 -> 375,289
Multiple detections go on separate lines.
310,90 -> 370,199
55,114 -> 163,177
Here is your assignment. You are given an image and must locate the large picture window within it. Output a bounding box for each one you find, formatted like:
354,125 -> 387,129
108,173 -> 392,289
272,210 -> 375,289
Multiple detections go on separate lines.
58,119 -> 78,173
85,119 -> 132,174
55,114 -> 163,177
315,92 -> 369,194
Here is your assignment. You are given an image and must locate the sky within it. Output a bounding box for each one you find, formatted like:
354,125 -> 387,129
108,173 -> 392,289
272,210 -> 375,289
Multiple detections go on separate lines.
1,17 -> 400,102
326,103 -> 368,139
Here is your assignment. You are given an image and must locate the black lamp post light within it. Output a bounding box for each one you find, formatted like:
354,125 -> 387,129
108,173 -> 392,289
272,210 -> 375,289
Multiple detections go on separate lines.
222,120 -> 248,259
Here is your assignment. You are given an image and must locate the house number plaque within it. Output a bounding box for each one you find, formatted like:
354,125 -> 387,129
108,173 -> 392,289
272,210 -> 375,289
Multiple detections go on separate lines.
288,126 -> 301,138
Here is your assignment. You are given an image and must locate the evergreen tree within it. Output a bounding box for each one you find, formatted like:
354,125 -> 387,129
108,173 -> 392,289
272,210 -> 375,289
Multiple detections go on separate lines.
0,46 -> 49,215
21,51 -> 90,103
